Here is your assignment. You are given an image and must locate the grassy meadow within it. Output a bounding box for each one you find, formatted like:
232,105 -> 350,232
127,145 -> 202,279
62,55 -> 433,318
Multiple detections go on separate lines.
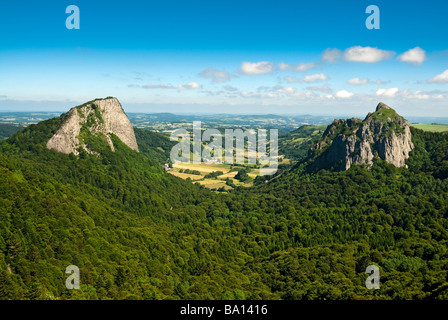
169,162 -> 262,190
410,123 -> 448,132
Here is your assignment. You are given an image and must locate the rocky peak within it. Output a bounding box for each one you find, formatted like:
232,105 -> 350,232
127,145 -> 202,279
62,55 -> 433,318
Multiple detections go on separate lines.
376,102 -> 391,111
310,103 -> 414,170
46,97 -> 139,155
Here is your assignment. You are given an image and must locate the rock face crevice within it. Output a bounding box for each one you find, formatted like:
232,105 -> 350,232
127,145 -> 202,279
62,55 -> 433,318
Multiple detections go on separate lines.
311,102 -> 414,170
46,97 -> 139,155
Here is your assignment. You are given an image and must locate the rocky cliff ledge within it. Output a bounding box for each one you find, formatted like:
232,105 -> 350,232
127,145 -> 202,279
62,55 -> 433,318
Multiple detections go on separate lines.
46,97 -> 139,155
310,102 -> 414,170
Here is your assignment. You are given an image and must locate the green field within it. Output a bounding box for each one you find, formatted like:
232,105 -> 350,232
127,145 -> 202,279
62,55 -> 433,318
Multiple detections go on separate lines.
411,123 -> 448,132
170,162 -> 261,190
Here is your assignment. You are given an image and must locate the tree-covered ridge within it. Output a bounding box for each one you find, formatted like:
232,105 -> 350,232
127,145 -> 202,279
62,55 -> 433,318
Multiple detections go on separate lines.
134,128 -> 176,165
407,127 -> 448,179
0,124 -> 24,141
278,125 -> 327,162
248,127 -> 448,299
0,123 -> 266,299
0,108 -> 448,300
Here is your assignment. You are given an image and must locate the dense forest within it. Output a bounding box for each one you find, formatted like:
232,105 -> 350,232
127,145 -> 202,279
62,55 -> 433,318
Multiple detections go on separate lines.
0,114 -> 448,300
0,124 -> 24,141
278,124 -> 327,162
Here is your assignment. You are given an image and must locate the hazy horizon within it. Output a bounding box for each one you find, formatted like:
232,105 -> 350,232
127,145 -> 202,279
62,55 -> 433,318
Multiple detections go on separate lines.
1,105 -> 448,125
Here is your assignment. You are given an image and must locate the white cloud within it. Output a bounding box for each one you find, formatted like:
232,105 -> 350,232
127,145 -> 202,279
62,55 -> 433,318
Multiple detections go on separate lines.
428,69 -> 448,83
397,47 -> 426,65
347,77 -> 369,85
270,86 -> 316,99
375,79 -> 388,85
376,87 -> 399,97
335,90 -> 354,98
306,86 -> 332,93
223,85 -> 238,92
344,46 -> 395,63
284,76 -> 301,83
276,87 -> 295,95
134,82 -> 202,90
296,63 -> 316,71
178,82 -> 202,90
285,73 -> 329,83
410,91 -> 430,100
401,89 -> 444,100
240,91 -> 257,98
304,73 -> 329,82
278,62 -> 290,70
141,83 -> 175,89
240,61 -> 274,75
265,92 -> 279,98
199,67 -> 235,83
240,90 -> 278,99
278,62 -> 316,72
322,48 -> 341,63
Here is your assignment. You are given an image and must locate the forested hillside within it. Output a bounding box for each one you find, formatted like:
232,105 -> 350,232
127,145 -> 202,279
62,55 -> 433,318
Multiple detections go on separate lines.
0,124 -> 24,141
0,113 -> 448,300
278,125 -> 326,162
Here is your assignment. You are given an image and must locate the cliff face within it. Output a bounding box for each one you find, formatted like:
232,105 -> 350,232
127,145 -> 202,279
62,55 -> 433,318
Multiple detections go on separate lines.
311,102 -> 414,170
46,97 -> 139,155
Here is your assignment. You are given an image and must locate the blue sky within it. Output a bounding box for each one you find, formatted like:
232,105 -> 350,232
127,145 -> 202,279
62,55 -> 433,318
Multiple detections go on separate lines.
0,0 -> 447,117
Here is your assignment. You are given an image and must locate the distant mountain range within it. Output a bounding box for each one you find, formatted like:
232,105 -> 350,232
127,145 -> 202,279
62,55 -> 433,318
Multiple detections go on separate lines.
1,109 -> 448,133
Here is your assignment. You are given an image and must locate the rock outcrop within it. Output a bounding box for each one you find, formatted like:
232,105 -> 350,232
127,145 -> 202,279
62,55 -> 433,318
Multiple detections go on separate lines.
310,102 -> 414,170
46,97 -> 139,155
